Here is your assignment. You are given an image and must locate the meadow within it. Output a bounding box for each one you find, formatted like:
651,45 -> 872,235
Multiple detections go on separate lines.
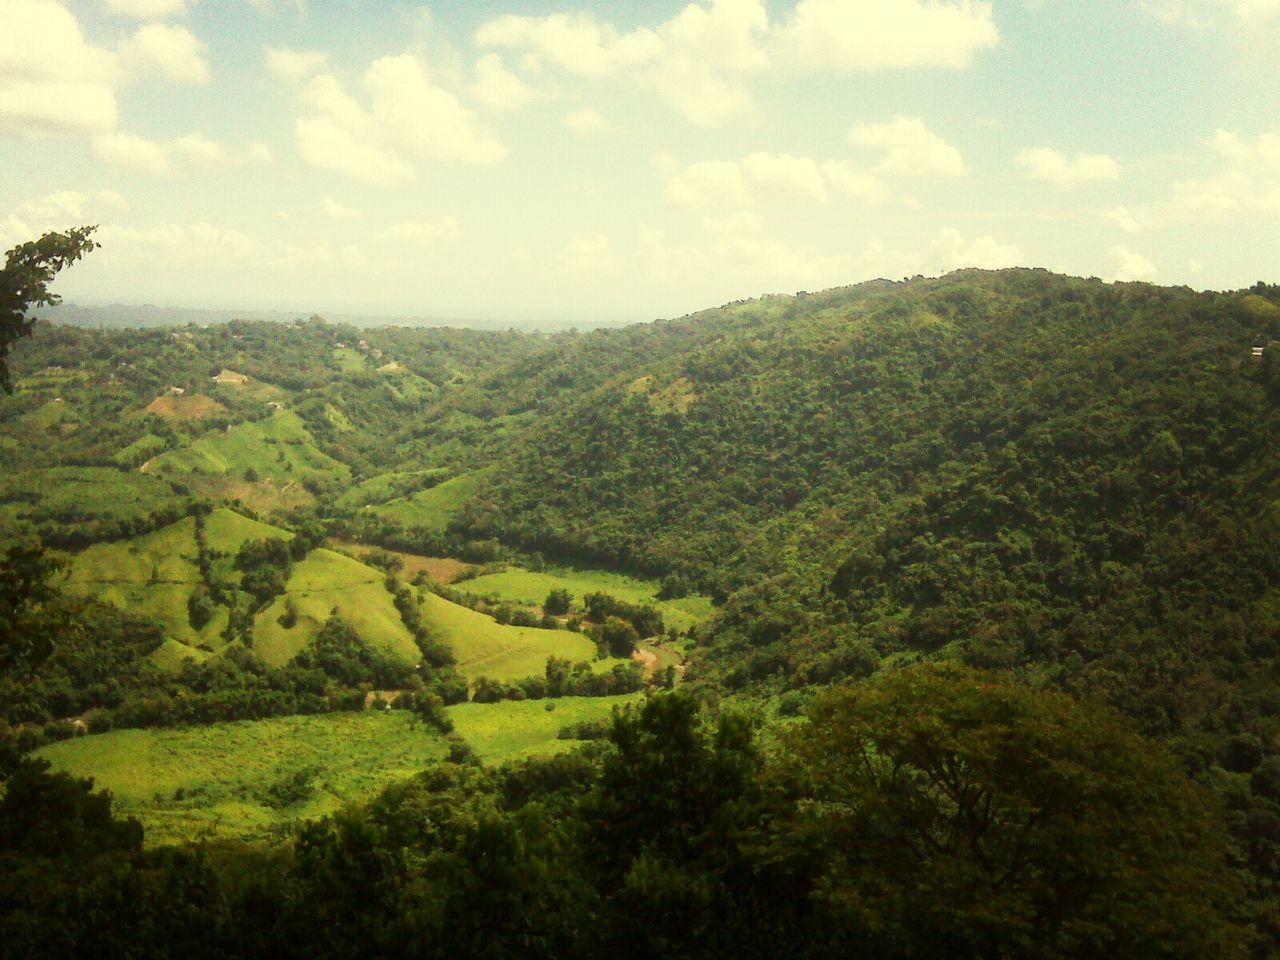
419,590 -> 606,680
144,408 -> 350,485
446,693 -> 642,764
253,548 -> 420,666
36,711 -> 448,846
368,471 -> 483,531
459,565 -> 715,632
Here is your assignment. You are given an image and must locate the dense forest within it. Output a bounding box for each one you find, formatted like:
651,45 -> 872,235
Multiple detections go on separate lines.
3,253 -> 1280,956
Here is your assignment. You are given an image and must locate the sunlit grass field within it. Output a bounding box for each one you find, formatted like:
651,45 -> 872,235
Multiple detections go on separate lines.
254,549 -> 419,666
459,565 -> 714,633
36,711 -> 448,846
368,471 -> 483,531
144,409 -> 350,484
448,694 -> 642,765
419,590 -> 604,681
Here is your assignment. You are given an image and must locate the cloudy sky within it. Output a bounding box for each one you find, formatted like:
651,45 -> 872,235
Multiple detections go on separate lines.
2,0 -> 1278,324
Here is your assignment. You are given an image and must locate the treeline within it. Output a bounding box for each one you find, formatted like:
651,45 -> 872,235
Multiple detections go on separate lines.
0,669 -> 1251,958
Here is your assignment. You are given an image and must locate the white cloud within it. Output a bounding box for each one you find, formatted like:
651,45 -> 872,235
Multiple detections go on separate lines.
293,56 -> 505,184
563,108 -> 608,134
103,0 -> 187,19
1015,147 -> 1121,187
1143,0 -> 1280,23
1108,244 -> 1159,282
469,54 -> 539,112
666,160 -> 752,208
742,152 -> 827,202
477,1 -> 769,126
933,227 -> 1022,270
775,0 -> 999,71
666,152 -> 888,208
821,161 -> 891,204
0,189 -> 128,251
1108,128 -> 1280,231
266,46 -> 328,81
851,116 -> 967,177
376,218 -> 461,245
320,197 -> 363,220
92,132 -> 271,176
476,13 -> 662,77
0,1 -> 120,136
560,234 -> 617,274
120,24 -> 210,84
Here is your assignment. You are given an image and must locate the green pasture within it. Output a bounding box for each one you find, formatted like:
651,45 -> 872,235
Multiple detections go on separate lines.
459,565 -> 714,633
368,471 -> 482,531
0,466 -> 185,540
63,509 -> 290,655
144,409 -> 350,483
334,469 -> 450,511
419,590 -> 603,681
36,712 -> 447,846
253,549 -> 419,667
449,694 -> 642,765
332,346 -> 368,373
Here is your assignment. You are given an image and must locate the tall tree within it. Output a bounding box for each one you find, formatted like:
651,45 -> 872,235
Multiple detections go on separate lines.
0,226 -> 97,393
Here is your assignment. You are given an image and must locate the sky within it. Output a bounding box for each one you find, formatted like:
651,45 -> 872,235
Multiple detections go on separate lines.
2,0 -> 1278,325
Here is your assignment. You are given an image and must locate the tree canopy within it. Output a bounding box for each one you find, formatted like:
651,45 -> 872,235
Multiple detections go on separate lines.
0,226 -> 97,393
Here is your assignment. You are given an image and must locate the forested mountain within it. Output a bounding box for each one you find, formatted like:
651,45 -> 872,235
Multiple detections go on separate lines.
5,268 -> 1280,957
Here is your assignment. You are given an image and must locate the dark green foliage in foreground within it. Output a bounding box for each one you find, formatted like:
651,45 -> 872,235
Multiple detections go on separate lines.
0,226 -> 97,394
0,672 -> 1248,959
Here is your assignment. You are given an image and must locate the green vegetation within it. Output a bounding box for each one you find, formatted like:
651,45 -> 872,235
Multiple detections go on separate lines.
3,270 -> 1280,955
368,471 -> 483,531
253,549 -> 419,667
446,694 -> 641,764
36,711 -> 447,845
460,564 -> 713,632
145,408 -> 349,486
420,590 -> 601,681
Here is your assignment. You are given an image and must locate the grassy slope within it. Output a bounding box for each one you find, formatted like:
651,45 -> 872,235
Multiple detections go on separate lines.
419,590 -> 604,681
368,471 -> 482,531
0,466 -> 185,540
449,694 -> 642,764
254,549 -> 419,667
144,409 -> 350,483
62,516 -> 223,649
64,508 -> 290,659
460,565 -> 714,633
36,712 -> 447,846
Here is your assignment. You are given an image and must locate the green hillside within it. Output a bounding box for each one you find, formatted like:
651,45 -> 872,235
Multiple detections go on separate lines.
36,711 -> 448,845
419,590 -> 602,681
253,549 -> 419,667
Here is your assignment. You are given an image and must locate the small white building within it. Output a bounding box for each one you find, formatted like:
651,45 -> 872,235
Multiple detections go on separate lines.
1252,346 -> 1265,358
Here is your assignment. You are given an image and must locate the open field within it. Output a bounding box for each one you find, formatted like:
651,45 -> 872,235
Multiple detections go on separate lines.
449,694 -> 642,765
63,509 -> 290,659
333,469 -> 449,511
333,541 -> 472,583
0,466 -> 186,543
143,393 -> 227,421
419,590 -> 604,681
368,471 -> 482,531
253,549 -> 419,666
143,409 -> 350,484
36,712 -> 447,846
459,565 -> 715,633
